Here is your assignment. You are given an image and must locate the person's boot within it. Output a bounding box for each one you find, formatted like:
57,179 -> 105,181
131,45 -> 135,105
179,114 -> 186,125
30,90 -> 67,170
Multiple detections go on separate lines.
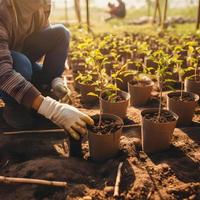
3,104 -> 35,130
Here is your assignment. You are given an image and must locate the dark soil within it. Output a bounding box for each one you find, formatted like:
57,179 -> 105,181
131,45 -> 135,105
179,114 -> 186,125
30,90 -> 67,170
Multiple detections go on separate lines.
0,72 -> 200,200
87,115 -> 122,135
143,110 -> 177,123
170,93 -> 196,102
102,93 -> 125,103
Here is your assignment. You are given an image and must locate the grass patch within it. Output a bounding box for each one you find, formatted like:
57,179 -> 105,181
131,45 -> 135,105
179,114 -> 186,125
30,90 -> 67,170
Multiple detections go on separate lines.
50,5 -> 199,35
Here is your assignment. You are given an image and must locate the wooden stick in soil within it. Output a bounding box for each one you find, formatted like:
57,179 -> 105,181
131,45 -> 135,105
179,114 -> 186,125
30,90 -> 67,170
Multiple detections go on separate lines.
122,124 -> 141,128
0,176 -> 67,188
157,79 -> 163,122
180,80 -> 184,101
114,162 -> 123,198
3,125 -> 141,136
3,129 -> 65,135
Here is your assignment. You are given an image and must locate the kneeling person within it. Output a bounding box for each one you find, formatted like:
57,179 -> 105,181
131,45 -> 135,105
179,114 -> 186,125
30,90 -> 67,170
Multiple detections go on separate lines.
0,0 -> 93,140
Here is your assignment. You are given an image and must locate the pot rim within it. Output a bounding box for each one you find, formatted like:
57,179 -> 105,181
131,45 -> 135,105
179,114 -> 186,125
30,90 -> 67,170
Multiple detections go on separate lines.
128,80 -> 154,88
101,90 -> 130,104
167,91 -> 199,102
141,108 -> 179,124
185,77 -> 200,83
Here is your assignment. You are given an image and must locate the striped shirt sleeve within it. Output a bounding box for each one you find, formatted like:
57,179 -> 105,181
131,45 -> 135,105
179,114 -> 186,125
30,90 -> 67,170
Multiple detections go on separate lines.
0,23 -> 41,108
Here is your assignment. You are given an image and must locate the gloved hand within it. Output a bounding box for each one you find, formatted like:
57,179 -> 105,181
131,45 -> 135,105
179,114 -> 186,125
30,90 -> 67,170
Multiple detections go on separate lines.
51,77 -> 72,104
38,96 -> 94,140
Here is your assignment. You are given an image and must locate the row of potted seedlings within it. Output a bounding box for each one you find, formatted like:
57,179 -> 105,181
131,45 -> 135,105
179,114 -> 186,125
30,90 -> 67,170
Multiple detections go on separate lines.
69,33 -> 200,162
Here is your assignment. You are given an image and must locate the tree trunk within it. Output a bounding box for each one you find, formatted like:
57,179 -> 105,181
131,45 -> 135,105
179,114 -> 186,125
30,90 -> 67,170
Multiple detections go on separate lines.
152,0 -> 162,25
163,0 -> 168,28
86,0 -> 90,32
146,0 -> 151,17
157,0 -> 162,26
152,0 -> 157,24
197,0 -> 200,30
74,0 -> 82,25
65,0 -> 68,23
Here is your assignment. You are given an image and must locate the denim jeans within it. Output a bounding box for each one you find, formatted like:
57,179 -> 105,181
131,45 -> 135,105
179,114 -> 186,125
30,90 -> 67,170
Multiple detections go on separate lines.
0,24 -> 70,105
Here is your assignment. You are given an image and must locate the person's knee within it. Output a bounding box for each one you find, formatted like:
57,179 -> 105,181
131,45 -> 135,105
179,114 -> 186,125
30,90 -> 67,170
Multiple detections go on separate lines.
11,51 -> 32,81
55,24 -> 71,45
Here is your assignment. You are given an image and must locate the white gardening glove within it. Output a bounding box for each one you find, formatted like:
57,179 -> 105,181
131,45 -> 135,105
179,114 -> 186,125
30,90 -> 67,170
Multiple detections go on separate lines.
38,96 -> 94,140
51,77 -> 72,104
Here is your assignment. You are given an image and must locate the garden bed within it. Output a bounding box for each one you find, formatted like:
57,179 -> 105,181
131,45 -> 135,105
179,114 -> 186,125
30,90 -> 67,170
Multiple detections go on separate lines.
0,81 -> 199,200
1,31 -> 200,199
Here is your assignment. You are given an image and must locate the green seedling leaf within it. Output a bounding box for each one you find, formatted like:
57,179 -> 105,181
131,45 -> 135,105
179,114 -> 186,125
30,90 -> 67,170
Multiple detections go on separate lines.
164,79 -> 177,83
87,92 -> 98,97
167,85 -> 176,91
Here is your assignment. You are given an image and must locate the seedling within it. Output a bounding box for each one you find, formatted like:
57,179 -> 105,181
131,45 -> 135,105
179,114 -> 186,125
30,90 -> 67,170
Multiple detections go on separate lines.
75,71 -> 97,85
149,50 -> 172,121
86,49 -> 110,126
172,45 -> 195,101
186,43 -> 200,82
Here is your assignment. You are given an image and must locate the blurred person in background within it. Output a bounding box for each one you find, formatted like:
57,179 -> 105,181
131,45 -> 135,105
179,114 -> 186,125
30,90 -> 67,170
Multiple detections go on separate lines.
0,0 -> 93,140
105,0 -> 126,21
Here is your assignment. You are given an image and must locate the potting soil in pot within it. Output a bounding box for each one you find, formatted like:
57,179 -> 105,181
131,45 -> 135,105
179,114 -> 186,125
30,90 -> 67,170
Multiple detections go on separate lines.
88,117 -> 122,135
170,93 -> 196,102
87,114 -> 123,162
143,110 -> 177,123
102,93 -> 125,103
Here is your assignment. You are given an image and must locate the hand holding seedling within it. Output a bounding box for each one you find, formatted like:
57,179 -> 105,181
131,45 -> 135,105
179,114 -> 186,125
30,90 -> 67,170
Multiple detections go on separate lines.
37,96 -> 94,140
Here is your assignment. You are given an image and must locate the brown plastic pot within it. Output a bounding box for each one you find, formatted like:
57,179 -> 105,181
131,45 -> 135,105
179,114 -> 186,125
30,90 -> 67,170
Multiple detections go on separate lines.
128,81 -> 154,107
88,114 -> 123,162
101,91 -> 130,119
79,83 -> 98,104
185,77 -> 200,97
141,108 -> 178,154
167,91 -> 199,127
